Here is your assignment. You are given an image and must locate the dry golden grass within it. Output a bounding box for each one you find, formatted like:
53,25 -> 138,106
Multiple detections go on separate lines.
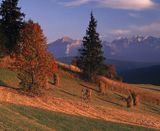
98,76 -> 160,105
0,62 -> 160,130
56,62 -> 160,105
56,61 -> 81,73
0,87 -> 160,129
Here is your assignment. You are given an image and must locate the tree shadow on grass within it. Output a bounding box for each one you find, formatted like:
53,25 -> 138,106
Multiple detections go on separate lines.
0,80 -> 8,87
60,90 -> 77,97
80,83 -> 99,92
96,96 -> 123,108
138,86 -> 160,92
48,81 -> 55,86
114,93 -> 126,101
0,80 -> 20,91
142,102 -> 160,114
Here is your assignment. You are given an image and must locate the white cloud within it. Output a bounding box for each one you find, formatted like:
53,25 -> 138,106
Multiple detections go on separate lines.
101,0 -> 156,10
62,0 -> 90,7
111,29 -> 130,35
111,22 -> 160,37
128,13 -> 141,18
60,0 -> 157,10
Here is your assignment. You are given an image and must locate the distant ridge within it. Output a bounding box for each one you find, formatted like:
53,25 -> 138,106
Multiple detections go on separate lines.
121,65 -> 160,85
57,56 -> 160,85
48,36 -> 160,63
57,56 -> 159,72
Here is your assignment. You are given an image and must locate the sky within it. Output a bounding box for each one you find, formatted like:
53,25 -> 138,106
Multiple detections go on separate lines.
1,0 -> 160,43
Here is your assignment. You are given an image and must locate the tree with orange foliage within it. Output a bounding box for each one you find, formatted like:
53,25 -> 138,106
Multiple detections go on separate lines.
13,20 -> 57,95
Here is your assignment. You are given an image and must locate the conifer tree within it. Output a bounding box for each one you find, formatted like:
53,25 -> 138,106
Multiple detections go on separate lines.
0,0 -> 25,53
0,28 -> 7,57
78,12 -> 105,80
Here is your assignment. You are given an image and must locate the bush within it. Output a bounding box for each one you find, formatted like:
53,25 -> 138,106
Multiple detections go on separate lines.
71,58 -> 78,66
131,92 -> 140,106
126,95 -> 133,108
98,81 -> 107,94
81,88 -> 92,103
53,73 -> 60,87
99,64 -> 120,81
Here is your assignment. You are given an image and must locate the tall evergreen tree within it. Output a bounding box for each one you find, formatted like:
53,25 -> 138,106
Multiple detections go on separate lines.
0,28 -> 7,57
0,0 -> 25,53
78,12 -> 105,80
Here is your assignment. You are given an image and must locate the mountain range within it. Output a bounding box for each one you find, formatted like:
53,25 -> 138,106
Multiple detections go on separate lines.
48,37 -> 81,58
48,35 -> 160,63
48,36 -> 160,85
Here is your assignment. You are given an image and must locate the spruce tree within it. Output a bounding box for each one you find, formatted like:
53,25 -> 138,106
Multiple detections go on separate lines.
78,12 -> 105,80
0,0 -> 25,53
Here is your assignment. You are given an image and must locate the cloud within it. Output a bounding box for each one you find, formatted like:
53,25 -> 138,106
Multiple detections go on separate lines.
60,0 -> 157,10
111,22 -> 160,37
128,13 -> 141,18
100,0 -> 156,10
61,0 -> 90,7
111,29 -> 130,35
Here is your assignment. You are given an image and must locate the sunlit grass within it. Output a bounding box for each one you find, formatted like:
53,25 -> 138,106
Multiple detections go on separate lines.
0,68 -> 19,88
0,68 -> 159,130
0,103 -> 156,131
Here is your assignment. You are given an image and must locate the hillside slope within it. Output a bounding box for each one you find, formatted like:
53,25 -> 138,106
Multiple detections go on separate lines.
0,87 -> 160,130
0,68 -> 160,130
0,103 -> 156,131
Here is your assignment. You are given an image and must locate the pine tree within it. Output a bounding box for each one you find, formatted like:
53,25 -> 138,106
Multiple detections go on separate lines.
0,27 -> 7,57
78,12 -> 105,80
0,0 -> 25,53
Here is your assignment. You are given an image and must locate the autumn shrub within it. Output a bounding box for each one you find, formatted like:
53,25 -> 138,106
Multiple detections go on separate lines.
13,20 -> 57,95
98,81 -> 107,94
99,81 -> 104,93
99,64 -> 121,81
53,73 -> 60,87
81,88 -> 92,103
131,92 -> 140,106
126,95 -> 133,108
71,58 -> 78,66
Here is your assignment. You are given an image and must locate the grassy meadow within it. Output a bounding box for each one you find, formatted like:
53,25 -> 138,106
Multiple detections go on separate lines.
0,68 -> 160,130
0,102 -> 157,131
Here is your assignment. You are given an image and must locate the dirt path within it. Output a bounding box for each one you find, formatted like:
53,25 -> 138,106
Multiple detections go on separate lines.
0,87 -> 160,129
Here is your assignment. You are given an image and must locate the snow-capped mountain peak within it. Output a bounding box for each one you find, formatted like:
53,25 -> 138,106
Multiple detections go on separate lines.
48,36 -> 160,62
48,37 -> 82,58
61,36 -> 73,43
